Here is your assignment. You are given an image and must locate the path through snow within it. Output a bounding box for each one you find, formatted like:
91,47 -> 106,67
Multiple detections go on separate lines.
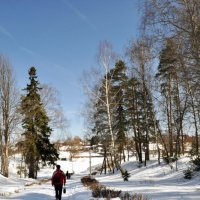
0,173 -> 92,200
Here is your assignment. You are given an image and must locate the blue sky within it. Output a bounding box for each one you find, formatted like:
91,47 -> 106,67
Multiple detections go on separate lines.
0,0 -> 140,137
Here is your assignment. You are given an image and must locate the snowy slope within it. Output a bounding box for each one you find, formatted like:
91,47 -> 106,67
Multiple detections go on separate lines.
95,157 -> 200,199
1,154 -> 200,199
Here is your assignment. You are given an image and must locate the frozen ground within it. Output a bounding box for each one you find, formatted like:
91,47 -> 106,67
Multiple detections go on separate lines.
0,153 -> 200,199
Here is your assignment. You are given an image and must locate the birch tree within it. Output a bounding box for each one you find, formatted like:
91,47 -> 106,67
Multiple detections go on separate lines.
0,55 -> 20,177
96,41 -> 127,173
82,41 -> 126,175
40,84 -> 69,140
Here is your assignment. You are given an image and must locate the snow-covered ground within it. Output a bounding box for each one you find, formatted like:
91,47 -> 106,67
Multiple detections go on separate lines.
1,152 -> 200,199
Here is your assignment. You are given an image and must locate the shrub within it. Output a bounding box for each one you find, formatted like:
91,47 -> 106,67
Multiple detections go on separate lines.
120,192 -> 150,200
81,176 -> 98,187
81,175 -> 149,199
92,185 -> 121,198
122,170 -> 130,181
81,176 -> 121,198
192,157 -> 200,171
183,168 -> 193,179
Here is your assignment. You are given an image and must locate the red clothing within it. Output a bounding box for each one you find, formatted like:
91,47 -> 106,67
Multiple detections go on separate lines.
51,169 -> 66,186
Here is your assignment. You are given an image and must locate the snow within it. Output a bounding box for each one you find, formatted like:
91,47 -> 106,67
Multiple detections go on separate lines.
1,153 -> 200,200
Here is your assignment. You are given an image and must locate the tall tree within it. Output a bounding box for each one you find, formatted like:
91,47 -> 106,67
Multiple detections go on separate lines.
111,60 -> 128,163
94,77 -> 112,174
82,41 -> 128,175
40,84 -> 69,140
156,38 -> 188,157
127,37 -> 155,166
95,41 -> 126,174
0,55 -> 20,177
156,39 -> 178,157
142,0 -> 200,155
19,67 -> 58,179
124,76 -> 144,163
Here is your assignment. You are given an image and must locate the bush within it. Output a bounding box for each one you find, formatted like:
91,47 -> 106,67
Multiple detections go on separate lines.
120,192 -> 150,200
183,168 -> 193,179
81,176 -> 121,198
192,157 -> 200,171
81,176 -> 98,187
81,175 -> 149,199
92,185 -> 121,198
122,170 -> 130,181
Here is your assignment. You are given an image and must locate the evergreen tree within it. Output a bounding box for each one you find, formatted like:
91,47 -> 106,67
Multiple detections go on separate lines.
140,83 -> 156,163
19,67 -> 58,178
111,60 -> 128,163
156,38 -> 184,157
124,75 -> 156,164
124,76 -> 144,163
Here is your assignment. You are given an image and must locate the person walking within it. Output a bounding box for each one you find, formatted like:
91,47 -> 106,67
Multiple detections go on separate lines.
66,170 -> 69,179
52,165 -> 66,200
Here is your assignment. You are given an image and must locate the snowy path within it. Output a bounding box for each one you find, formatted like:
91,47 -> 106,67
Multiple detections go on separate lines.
0,174 -> 91,200
2,172 -> 200,200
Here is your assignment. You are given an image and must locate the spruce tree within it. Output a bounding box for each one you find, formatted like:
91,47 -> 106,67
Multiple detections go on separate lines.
111,60 -> 128,163
19,67 -> 58,178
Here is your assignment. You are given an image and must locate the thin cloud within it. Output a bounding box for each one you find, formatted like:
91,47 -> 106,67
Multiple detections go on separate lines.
19,46 -> 36,56
0,24 -> 16,41
60,0 -> 97,31
0,24 -> 36,57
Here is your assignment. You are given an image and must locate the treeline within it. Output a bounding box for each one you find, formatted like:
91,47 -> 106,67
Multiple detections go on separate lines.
0,59 -> 68,178
83,0 -> 200,173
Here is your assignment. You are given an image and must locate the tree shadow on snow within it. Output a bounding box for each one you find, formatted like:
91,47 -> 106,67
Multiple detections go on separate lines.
5,192 -> 53,200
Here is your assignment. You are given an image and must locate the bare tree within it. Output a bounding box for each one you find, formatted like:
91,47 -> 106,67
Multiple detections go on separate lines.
40,84 -> 69,140
0,55 -> 20,177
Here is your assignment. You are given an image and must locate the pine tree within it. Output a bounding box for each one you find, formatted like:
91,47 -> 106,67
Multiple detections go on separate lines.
124,77 -> 143,163
124,74 -> 156,165
156,38 -> 183,157
111,60 -> 128,163
19,67 -> 58,178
